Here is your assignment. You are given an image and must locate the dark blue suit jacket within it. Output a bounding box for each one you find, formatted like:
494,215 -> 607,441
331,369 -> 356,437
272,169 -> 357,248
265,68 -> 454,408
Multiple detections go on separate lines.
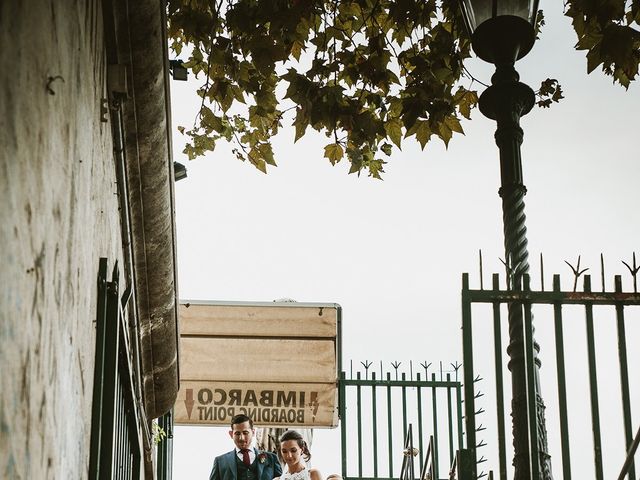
209,449 -> 282,480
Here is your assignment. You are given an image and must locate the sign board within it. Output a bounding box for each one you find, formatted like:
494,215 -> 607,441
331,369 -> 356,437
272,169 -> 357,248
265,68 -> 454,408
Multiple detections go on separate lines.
174,301 -> 341,427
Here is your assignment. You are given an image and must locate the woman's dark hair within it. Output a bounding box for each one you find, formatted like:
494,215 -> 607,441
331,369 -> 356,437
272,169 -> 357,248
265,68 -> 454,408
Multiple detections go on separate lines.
279,430 -> 311,462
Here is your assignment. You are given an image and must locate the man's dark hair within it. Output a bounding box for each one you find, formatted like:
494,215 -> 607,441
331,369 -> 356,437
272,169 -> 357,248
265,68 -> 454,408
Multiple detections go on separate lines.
230,413 -> 253,429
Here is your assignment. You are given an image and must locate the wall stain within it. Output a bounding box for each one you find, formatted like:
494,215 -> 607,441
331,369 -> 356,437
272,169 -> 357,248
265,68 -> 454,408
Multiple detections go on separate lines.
54,243 -> 62,307
78,353 -> 85,395
39,394 -> 46,465
50,0 -> 57,42
21,350 -> 31,403
3,454 -> 18,480
34,312 -> 42,365
65,169 -> 76,301
30,242 -> 46,317
45,75 -> 65,96
21,350 -> 31,453
25,203 -> 32,224
52,204 -> 61,221
38,392 -> 46,422
48,331 -> 57,384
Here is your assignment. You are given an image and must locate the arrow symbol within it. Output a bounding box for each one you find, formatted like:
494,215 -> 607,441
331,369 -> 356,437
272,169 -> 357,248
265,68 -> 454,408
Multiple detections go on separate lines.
185,388 -> 195,419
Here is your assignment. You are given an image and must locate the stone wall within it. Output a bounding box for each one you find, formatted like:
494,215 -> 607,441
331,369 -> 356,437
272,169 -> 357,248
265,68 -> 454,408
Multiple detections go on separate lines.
0,0 -> 126,477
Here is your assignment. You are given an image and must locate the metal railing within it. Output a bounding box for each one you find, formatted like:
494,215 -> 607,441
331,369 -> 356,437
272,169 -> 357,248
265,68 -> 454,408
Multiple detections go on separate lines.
339,362 -> 463,480
618,424 -> 640,480
418,435 -> 436,480
448,449 -> 476,480
157,410 -> 174,480
399,426 -> 475,480
400,425 -> 417,480
462,266 -> 640,479
89,259 -> 144,479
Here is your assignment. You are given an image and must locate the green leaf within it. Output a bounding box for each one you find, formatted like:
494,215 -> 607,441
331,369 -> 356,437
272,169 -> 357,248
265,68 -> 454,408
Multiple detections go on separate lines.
437,122 -> 453,148
384,118 -> 403,149
324,143 -> 344,165
200,107 -> 224,133
293,108 -> 309,142
258,142 -> 276,166
346,146 -> 363,174
388,97 -> 403,118
254,158 -> 268,174
339,2 -> 361,17
628,2 -> 640,25
367,158 -> 385,179
231,85 -> 246,103
586,45 -> 604,73
453,88 -> 478,119
348,162 -> 361,174
248,147 -> 268,173
291,40 -> 304,61
415,121 -> 432,150
535,79 -> 564,108
444,115 -> 464,134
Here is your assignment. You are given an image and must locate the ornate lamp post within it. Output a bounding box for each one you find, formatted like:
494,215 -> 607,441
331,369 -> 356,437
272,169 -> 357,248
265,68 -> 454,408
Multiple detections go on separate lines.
459,1 -> 553,479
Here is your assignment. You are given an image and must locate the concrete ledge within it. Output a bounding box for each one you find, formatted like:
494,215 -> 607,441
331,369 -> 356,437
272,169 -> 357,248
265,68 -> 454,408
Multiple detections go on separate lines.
125,0 -> 180,421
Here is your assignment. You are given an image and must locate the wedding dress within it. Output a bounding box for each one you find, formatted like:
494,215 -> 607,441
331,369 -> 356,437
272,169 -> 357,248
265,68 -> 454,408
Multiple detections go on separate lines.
280,468 -> 311,480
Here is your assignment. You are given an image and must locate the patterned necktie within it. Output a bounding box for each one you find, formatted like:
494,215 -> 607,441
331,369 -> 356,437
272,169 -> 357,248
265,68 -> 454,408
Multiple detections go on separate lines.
241,448 -> 251,466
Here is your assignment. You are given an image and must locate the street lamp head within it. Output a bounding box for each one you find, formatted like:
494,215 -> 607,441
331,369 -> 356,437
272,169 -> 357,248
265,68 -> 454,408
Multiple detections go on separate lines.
459,0 -> 539,64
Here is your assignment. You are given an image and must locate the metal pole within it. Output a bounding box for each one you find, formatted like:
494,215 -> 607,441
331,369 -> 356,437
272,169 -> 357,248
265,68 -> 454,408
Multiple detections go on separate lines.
479,62 -> 552,480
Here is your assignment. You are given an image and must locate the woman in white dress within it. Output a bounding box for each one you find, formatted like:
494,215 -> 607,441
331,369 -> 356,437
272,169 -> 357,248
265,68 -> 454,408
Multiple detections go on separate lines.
274,430 -> 323,480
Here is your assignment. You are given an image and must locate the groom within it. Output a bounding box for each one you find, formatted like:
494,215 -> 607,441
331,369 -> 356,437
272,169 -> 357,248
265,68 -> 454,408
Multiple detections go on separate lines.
209,414 -> 282,480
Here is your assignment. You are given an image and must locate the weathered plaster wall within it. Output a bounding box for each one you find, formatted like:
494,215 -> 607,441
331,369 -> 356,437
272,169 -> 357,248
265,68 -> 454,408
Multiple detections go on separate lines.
1,1 -> 125,477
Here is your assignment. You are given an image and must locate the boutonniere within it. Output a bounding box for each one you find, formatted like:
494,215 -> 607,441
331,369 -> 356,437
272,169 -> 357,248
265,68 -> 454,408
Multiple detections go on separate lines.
258,453 -> 267,464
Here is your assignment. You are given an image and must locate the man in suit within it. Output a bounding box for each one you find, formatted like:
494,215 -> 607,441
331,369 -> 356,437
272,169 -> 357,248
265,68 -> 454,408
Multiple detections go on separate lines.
210,414 -> 283,480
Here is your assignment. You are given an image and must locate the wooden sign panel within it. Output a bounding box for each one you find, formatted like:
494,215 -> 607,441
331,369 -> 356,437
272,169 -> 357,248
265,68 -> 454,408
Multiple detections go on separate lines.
174,381 -> 338,427
175,301 -> 341,427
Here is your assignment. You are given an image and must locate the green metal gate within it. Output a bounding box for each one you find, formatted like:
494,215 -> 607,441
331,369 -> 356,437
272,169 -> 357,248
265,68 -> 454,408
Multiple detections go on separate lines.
157,409 -> 174,480
339,362 -> 464,480
462,267 -> 640,479
89,259 -> 146,479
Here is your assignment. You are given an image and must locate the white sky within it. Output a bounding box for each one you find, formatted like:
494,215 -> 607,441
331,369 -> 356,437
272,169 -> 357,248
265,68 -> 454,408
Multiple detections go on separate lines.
169,3 -> 639,479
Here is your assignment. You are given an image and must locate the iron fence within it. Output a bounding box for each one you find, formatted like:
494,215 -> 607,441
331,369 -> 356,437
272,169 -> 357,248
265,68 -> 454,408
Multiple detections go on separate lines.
618,424 -> 640,479
462,262 -> 640,479
401,425 -> 471,480
158,410 -> 174,480
89,259 -> 145,479
400,424 -> 418,480
339,362 -> 463,480
419,435 -> 436,480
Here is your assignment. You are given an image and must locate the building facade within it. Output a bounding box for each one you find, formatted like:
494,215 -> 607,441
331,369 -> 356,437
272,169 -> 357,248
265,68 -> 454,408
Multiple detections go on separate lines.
1,0 -> 180,478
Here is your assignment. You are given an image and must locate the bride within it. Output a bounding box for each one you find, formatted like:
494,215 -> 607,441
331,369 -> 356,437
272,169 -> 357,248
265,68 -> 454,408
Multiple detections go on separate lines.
275,430 -> 323,480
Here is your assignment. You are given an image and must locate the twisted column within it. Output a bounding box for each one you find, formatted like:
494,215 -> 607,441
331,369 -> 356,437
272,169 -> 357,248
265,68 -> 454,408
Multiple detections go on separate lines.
480,63 -> 553,480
